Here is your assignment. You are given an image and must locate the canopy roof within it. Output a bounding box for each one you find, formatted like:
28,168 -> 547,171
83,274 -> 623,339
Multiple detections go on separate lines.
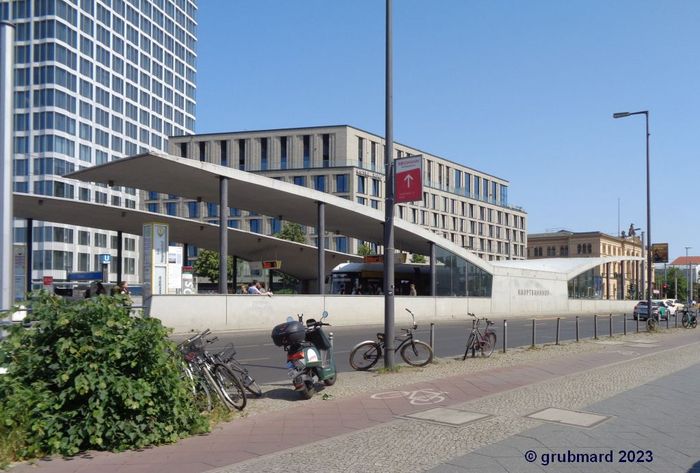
492,256 -> 644,279
13,193 -> 358,281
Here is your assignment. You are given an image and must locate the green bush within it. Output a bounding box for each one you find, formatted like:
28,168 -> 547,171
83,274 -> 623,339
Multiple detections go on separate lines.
0,292 -> 208,462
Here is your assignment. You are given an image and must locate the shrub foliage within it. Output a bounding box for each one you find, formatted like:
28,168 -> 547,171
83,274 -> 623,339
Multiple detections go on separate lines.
0,292 -> 208,461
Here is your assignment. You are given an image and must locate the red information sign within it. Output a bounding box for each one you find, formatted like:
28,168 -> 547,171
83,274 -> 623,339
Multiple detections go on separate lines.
43,276 -> 53,286
394,155 -> 423,203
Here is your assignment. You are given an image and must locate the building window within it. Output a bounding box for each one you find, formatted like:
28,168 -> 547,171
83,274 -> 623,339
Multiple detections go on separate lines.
314,175 -> 326,192
166,202 -> 177,216
260,137 -> 268,170
303,135 -> 311,168
220,140 -> 228,166
371,179 -> 380,197
147,203 -> 158,212
271,218 -> 282,234
280,136 -> 288,169
187,201 -> 199,218
207,203 -> 218,217
357,137 -> 364,168
335,237 -> 348,253
370,142 -> 376,170
250,219 -> 261,233
238,139 -> 245,170
357,176 -> 366,194
336,174 -> 348,193
561,246 -> 568,256
293,175 -> 305,186
322,134 -> 330,168
179,142 -> 187,158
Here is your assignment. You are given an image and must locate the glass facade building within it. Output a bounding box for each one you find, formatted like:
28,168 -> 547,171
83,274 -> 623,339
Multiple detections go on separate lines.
2,0 -> 197,282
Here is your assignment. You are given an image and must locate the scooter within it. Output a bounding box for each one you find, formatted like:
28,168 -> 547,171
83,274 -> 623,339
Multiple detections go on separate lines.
271,311 -> 337,399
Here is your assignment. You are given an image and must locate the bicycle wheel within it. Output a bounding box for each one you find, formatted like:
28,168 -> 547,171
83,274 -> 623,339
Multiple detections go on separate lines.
682,314 -> 690,328
228,360 -> 263,397
647,317 -> 658,332
481,332 -> 496,358
213,365 -> 247,410
349,341 -> 381,370
463,333 -> 475,360
400,340 -> 433,367
182,364 -> 213,412
691,317 -> 697,329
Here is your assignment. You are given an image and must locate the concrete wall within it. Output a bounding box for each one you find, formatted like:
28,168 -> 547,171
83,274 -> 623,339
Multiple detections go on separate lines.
149,294 -> 636,334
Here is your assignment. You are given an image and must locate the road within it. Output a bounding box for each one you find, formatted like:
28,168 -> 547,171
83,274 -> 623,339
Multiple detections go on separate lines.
173,313 -> 669,385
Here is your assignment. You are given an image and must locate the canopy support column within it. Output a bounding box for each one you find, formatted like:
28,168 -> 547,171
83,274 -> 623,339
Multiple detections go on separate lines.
219,177 -> 228,294
317,201 -> 325,294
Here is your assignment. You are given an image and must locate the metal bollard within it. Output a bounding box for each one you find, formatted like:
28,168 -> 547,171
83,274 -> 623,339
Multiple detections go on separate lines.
329,332 -> 334,348
624,314 -> 627,336
594,314 -> 598,339
503,319 -> 507,354
430,323 -> 435,350
556,317 -> 561,345
675,311 -> 678,328
609,313 -> 613,337
576,315 -> 580,342
531,319 -> 536,348
666,313 -> 670,329
636,313 -> 640,333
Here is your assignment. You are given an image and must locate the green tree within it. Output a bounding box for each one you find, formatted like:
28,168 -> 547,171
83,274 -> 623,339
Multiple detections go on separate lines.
274,222 -> 306,244
192,249 -> 235,284
411,253 -> 427,263
657,267 -> 689,301
357,243 -> 373,256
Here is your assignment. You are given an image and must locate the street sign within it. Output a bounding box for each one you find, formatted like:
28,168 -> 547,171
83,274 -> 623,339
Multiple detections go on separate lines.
42,276 -> 53,286
651,243 -> 668,263
99,254 -> 112,265
394,155 -> 423,204
262,260 -> 282,270
363,255 -> 383,263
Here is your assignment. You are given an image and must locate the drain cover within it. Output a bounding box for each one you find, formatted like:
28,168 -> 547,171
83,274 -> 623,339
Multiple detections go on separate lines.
526,408 -> 610,428
404,407 -> 491,426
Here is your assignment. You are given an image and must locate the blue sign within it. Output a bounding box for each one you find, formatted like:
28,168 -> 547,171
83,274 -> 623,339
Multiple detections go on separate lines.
67,271 -> 103,281
99,254 -> 112,265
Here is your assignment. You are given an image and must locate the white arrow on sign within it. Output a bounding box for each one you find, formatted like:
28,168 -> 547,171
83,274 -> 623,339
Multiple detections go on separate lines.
403,174 -> 414,188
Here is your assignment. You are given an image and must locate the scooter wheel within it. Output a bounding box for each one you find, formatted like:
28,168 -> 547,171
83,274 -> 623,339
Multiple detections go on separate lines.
300,380 -> 316,399
323,374 -> 337,386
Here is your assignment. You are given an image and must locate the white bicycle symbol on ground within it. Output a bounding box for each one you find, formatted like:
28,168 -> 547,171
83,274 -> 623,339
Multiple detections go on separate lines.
371,389 -> 447,405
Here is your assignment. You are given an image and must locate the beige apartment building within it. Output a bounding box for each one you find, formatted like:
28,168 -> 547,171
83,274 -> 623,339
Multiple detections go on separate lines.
152,125 -> 527,262
527,230 -> 645,299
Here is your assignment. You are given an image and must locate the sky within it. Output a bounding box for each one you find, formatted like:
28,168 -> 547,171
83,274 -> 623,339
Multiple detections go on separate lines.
194,0 -> 700,262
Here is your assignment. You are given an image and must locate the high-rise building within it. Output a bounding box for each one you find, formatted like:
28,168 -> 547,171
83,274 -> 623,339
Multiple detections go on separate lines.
1,0 -> 197,283
165,125 -> 528,263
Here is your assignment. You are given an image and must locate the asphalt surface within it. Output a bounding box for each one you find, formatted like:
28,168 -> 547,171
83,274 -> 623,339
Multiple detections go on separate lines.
173,312 -> 672,385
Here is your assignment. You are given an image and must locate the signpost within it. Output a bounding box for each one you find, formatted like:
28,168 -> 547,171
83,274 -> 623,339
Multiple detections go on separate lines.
98,253 -> 111,282
142,223 -> 169,310
394,155 -> 423,204
651,243 -> 668,264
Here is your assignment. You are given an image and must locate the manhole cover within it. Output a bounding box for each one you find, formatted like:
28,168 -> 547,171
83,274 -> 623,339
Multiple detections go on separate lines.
403,407 -> 491,426
526,408 -> 610,428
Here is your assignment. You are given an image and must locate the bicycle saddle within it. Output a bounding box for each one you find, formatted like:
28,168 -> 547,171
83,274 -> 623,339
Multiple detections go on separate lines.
377,333 -> 385,341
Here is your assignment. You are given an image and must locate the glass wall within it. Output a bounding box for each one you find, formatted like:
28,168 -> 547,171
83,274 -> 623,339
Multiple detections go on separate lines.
435,245 -> 492,297
568,269 -> 603,299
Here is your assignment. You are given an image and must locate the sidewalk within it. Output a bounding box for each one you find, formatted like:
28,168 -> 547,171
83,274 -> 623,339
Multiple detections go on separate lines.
9,330 -> 700,473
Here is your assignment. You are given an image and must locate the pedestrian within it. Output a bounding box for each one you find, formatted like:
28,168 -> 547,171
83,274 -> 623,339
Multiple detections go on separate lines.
259,281 -> 273,297
248,280 -> 262,295
409,283 -> 417,297
111,281 -> 129,296
240,283 -> 248,294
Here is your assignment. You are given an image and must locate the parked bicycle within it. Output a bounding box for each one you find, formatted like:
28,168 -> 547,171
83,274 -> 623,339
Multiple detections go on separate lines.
463,312 -> 496,359
177,329 -> 247,411
349,308 -> 433,370
212,343 -> 263,397
681,308 -> 698,329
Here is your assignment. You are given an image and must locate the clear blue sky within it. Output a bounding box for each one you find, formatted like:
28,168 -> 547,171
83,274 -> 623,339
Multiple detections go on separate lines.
194,0 -> 700,261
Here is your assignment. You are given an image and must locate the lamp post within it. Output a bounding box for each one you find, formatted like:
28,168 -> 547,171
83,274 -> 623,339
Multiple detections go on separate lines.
613,111 -> 651,322
686,246 -> 692,308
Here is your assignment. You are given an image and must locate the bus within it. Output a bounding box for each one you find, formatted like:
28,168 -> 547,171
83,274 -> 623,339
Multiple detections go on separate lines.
329,262 -> 431,296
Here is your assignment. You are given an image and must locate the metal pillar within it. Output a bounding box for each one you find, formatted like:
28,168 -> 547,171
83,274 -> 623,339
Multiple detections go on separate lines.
232,255 -> 238,292
218,177 -> 228,294
317,201 -> 325,294
429,242 -> 436,296
620,260 -> 626,300
26,218 -> 32,293
502,320 -> 507,353
605,262 -> 610,300
116,230 -> 123,283
0,22 -> 15,310
183,243 -> 189,267
382,0 -> 396,368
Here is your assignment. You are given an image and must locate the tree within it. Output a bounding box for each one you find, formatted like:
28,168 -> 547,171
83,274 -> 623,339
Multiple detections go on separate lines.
657,267 -> 689,301
411,253 -> 426,263
274,222 -> 306,244
357,243 -> 373,256
192,249 -> 234,284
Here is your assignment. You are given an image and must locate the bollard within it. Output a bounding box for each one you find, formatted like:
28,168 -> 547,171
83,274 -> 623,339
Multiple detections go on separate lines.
609,313 -> 613,338
636,313 -> 639,333
666,313 -> 670,329
429,323 -> 435,350
624,314 -> 627,336
675,311 -> 678,328
503,319 -> 507,354
329,332 -> 334,348
594,314 -> 598,339
556,317 -> 561,345
576,315 -> 580,342
531,319 -> 536,348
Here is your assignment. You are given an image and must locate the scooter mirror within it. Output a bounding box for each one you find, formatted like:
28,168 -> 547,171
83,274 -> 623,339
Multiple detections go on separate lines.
286,316 -> 294,322
322,310 -> 329,319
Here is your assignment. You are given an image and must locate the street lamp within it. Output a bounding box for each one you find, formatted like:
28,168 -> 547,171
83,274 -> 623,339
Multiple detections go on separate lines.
613,110 -> 651,320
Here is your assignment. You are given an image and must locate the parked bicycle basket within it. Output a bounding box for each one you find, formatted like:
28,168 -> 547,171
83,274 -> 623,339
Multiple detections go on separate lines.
179,337 -> 205,363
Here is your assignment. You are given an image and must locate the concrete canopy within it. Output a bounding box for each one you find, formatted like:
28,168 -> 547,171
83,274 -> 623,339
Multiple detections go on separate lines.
492,256 -> 644,280
67,152 -> 493,273
13,193 -> 359,281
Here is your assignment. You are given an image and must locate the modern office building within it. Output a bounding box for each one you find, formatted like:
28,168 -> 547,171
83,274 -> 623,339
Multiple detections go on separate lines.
2,0 -> 197,283
162,125 -> 528,262
527,230 -> 645,299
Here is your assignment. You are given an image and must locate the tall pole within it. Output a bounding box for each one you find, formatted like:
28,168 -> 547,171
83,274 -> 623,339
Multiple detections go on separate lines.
645,112 -> 651,319
686,246 -> 692,308
218,177 -> 228,294
0,22 -> 15,310
383,0 -> 396,368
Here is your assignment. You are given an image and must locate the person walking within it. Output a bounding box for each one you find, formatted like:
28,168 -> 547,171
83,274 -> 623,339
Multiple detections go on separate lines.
409,283 -> 417,296
248,280 -> 262,295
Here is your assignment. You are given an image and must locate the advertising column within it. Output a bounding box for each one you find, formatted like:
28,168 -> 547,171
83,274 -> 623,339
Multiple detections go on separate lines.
142,223 -> 169,312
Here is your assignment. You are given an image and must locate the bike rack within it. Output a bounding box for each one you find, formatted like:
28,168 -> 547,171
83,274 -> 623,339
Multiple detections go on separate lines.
594,314 -> 598,340
575,315 -> 580,342
609,313 -> 613,338
429,323 -> 435,350
531,319 -> 536,348
623,314 -> 627,335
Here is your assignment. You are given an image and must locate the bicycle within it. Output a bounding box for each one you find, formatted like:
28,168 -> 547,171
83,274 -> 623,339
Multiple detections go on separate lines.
463,312 -> 496,359
212,343 -> 263,397
178,329 -> 247,411
681,308 -> 698,329
349,308 -> 433,370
